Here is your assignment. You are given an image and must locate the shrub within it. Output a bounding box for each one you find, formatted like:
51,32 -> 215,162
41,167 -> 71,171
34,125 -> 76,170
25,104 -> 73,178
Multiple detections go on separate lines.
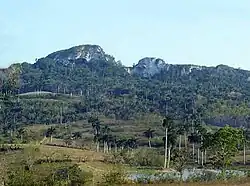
100,166 -> 127,186
104,148 -> 163,167
130,148 -> 164,167
103,152 -> 125,164
45,164 -> 92,185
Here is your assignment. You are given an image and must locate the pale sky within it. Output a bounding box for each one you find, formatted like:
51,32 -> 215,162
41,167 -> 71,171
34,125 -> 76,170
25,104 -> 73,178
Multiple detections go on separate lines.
1,0 -> 250,69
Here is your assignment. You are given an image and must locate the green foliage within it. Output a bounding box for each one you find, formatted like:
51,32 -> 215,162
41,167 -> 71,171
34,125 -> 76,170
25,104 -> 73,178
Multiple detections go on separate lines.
3,45 -> 250,128
100,166 -> 127,186
45,164 -> 92,186
172,148 -> 190,179
106,148 -> 163,167
204,125 -> 244,169
6,168 -> 43,186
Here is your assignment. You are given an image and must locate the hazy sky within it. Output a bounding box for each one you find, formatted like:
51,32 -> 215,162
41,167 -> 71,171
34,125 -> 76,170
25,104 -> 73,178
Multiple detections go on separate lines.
1,0 -> 250,69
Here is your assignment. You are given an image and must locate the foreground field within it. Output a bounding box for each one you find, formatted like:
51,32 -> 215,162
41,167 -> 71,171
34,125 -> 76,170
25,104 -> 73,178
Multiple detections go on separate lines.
1,122 -> 250,186
124,182 -> 250,186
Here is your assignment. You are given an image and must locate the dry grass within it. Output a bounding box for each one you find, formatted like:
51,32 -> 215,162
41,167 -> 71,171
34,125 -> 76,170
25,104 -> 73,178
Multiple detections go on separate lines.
38,144 -> 104,162
25,124 -> 57,132
2,143 -> 250,186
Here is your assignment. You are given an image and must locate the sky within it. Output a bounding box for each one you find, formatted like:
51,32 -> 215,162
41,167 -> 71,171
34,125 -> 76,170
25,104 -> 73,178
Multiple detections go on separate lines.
1,0 -> 250,69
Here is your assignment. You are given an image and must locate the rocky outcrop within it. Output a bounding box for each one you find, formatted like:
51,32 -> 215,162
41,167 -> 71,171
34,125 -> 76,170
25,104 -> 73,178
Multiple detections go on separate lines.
46,45 -> 107,65
131,57 -> 166,77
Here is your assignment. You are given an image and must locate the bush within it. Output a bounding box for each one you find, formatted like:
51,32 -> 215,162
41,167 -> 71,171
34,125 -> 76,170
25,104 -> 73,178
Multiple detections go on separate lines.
7,168 -> 43,186
45,164 -> 92,185
104,148 -> 163,168
129,148 -> 164,167
103,152 -> 125,164
100,166 -> 127,186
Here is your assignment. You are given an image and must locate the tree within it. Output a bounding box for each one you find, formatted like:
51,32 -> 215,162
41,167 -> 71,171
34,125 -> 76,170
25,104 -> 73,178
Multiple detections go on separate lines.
242,128 -> 250,165
188,132 -> 200,164
204,125 -> 244,170
101,125 -> 111,153
162,116 -> 175,169
46,127 -> 56,142
125,137 -> 137,151
172,148 -> 190,181
196,124 -> 208,166
143,128 -> 155,148
17,127 -> 26,142
177,124 -> 185,150
88,116 -> 101,152
242,116 -> 250,165
72,131 -> 82,140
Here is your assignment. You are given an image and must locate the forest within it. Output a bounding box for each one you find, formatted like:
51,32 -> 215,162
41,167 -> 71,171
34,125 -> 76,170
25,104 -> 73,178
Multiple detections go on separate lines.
1,45 -> 250,185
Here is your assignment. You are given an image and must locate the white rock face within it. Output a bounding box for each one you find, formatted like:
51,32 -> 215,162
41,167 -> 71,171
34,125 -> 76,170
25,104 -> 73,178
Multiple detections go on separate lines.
131,57 -> 166,77
46,45 -> 106,65
124,67 -> 132,74
188,65 -> 203,73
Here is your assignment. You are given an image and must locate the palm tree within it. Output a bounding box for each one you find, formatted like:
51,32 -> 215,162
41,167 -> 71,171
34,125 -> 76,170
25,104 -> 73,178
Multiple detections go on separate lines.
241,126 -> 250,165
162,116 -> 174,169
17,127 -> 25,142
72,131 -> 82,140
46,127 -> 56,142
182,118 -> 191,148
102,125 -> 111,153
110,135 -> 118,153
107,135 -> 115,152
143,128 -> 155,148
188,131 -> 201,164
88,116 -> 100,134
162,131 -> 178,169
126,137 -> 137,151
242,116 -> 250,165
177,124 -> 185,151
94,134 -> 101,152
196,124 -> 207,166
88,116 -> 101,152
117,138 -> 127,151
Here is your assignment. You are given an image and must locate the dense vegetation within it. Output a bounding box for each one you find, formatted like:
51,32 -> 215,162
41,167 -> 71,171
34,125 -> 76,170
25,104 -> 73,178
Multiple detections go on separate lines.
1,44 -> 250,128
1,45 -> 250,185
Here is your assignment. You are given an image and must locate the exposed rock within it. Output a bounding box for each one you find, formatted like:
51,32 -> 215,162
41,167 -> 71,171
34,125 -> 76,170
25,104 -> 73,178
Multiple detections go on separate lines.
46,45 -> 106,65
131,57 -> 166,77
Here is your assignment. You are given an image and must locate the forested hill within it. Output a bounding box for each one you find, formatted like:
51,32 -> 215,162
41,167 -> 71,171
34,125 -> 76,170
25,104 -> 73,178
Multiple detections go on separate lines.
2,44 -> 250,127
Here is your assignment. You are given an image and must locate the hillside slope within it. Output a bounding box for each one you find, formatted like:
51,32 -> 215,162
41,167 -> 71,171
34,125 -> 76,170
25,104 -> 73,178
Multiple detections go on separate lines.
1,44 -> 250,127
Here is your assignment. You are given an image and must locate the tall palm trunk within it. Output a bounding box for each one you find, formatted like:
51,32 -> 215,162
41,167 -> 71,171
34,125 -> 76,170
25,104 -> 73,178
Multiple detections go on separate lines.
197,148 -> 200,165
179,135 -> 181,150
192,143 -> 195,163
103,141 -> 106,153
201,136 -> 203,166
201,150 -> 204,166
148,137 -> 152,148
105,142 -> 107,153
115,144 -> 118,153
192,122 -> 195,163
164,127 -> 168,169
204,150 -> 207,164
184,132 -> 187,148
96,141 -> 99,152
10,130 -> 13,137
167,145 -> 171,168
108,145 -> 111,152
244,142 -> 246,165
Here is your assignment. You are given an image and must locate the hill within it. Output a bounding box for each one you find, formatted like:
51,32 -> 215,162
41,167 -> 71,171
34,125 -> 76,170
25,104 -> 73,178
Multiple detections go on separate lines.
1,44 -> 250,128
